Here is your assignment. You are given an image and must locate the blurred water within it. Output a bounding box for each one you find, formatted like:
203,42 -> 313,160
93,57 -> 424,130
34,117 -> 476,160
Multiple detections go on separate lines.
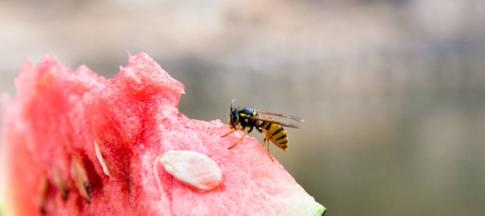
1,0 -> 485,215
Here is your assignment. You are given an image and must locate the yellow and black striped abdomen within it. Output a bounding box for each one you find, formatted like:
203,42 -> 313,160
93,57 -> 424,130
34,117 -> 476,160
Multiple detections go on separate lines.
262,121 -> 288,150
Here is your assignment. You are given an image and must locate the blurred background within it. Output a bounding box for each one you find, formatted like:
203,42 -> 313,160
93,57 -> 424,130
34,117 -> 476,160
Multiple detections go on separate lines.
1,0 -> 485,215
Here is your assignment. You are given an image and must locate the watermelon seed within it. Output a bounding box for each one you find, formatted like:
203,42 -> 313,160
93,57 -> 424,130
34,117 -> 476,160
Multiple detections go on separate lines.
53,169 -> 69,200
157,150 -> 222,191
39,177 -> 49,215
71,155 -> 92,202
94,141 -> 111,177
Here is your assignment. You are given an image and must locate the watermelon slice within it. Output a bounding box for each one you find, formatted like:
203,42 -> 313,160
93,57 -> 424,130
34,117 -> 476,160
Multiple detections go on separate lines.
1,53 -> 326,216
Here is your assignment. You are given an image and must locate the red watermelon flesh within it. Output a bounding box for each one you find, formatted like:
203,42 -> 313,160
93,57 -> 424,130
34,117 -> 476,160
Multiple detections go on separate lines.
1,53 -> 325,216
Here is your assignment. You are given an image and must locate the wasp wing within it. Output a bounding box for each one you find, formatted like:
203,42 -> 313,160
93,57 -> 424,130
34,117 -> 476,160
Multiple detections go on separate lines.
255,110 -> 304,123
250,116 -> 300,128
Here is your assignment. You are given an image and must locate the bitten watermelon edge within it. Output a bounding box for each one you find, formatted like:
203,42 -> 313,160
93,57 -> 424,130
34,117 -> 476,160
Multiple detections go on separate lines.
1,53 -> 326,216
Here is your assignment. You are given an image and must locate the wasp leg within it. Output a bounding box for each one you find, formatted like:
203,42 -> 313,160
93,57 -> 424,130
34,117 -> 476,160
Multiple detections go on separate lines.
228,131 -> 248,149
264,137 -> 274,161
248,126 -> 254,133
221,128 -> 236,137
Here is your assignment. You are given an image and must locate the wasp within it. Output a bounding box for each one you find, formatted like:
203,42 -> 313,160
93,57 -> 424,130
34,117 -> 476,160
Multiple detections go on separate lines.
221,100 -> 303,157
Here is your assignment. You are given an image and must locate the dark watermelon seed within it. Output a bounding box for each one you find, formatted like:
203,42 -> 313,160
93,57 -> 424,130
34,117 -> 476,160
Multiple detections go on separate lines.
53,169 -> 69,201
39,177 -> 49,215
71,155 -> 92,202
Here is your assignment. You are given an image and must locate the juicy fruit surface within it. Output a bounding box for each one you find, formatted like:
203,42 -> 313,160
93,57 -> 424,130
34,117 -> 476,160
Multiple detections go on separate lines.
2,53 -> 325,216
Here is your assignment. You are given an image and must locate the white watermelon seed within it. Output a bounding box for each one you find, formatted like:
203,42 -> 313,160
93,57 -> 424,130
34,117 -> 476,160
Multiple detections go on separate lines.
94,141 -> 111,177
155,150 -> 222,191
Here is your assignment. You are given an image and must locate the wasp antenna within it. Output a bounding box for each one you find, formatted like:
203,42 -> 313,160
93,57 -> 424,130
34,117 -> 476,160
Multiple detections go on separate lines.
230,99 -> 236,112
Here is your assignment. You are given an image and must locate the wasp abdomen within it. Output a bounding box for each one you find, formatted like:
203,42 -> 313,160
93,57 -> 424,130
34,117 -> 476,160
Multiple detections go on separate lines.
262,122 -> 288,150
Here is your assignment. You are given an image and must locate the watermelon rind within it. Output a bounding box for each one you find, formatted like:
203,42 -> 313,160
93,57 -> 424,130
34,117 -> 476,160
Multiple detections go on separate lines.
283,197 -> 326,216
0,203 -> 4,216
